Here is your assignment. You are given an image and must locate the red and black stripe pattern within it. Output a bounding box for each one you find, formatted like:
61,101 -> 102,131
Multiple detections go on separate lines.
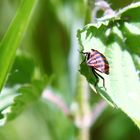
86,49 -> 109,74
82,49 -> 109,89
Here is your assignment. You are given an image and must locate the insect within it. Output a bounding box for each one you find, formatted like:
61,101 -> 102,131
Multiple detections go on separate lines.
82,49 -> 109,89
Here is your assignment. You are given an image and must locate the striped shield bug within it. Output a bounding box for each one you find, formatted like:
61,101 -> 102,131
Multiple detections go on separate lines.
82,49 -> 109,89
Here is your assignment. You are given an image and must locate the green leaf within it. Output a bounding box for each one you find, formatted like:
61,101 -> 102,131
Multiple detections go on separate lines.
0,76 -> 48,126
77,2 -> 140,128
0,0 -> 38,91
6,54 -> 35,86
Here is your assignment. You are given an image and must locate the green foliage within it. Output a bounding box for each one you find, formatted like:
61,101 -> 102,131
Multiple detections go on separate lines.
0,53 -> 48,125
7,77 -> 47,121
0,0 -> 140,139
0,0 -> 49,126
7,54 -> 35,86
0,0 -> 38,91
78,2 -> 140,128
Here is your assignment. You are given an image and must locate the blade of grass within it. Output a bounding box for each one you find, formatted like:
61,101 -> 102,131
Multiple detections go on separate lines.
0,0 -> 38,91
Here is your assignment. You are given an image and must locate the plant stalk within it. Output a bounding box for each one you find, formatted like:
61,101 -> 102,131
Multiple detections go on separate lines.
75,75 -> 90,140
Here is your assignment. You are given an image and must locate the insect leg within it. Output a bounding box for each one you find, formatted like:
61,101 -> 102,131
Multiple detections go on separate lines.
91,68 -> 99,87
94,70 -> 106,89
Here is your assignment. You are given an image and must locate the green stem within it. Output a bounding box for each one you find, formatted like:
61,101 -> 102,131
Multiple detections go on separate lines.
79,125 -> 89,140
76,75 -> 90,140
75,0 -> 94,140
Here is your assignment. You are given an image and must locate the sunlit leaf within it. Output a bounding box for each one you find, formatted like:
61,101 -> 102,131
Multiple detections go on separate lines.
77,2 -> 140,128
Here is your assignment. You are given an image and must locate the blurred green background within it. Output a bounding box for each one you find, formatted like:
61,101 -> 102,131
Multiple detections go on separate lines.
0,0 -> 140,140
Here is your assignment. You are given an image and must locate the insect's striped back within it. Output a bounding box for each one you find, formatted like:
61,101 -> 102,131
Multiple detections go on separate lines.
86,49 -> 109,74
